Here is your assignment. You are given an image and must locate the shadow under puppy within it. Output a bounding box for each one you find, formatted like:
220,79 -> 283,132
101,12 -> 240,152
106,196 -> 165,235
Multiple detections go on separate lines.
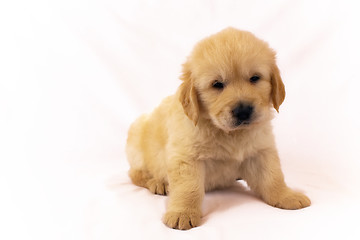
126,27 -> 311,230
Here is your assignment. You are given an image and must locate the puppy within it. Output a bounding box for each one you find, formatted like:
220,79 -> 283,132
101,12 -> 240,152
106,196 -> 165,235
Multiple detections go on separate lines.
126,27 -> 310,230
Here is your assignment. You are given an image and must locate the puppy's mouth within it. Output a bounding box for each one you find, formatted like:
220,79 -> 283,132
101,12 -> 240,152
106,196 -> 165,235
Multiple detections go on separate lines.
211,115 -> 255,133
233,119 -> 252,127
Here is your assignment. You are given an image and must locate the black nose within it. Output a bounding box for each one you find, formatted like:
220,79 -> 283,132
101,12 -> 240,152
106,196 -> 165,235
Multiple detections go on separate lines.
232,103 -> 253,125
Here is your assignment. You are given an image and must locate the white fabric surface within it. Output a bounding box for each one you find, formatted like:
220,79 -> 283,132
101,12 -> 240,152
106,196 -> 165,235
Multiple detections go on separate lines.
1,0 -> 360,239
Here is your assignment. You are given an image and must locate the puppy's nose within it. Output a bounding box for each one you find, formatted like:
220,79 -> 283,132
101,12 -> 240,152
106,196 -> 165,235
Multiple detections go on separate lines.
232,103 -> 253,125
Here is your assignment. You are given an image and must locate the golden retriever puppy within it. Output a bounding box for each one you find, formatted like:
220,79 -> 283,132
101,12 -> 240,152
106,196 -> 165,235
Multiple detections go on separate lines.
126,27 -> 310,230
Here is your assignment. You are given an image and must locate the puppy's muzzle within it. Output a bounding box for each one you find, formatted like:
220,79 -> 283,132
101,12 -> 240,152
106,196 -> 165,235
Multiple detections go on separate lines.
231,103 -> 253,126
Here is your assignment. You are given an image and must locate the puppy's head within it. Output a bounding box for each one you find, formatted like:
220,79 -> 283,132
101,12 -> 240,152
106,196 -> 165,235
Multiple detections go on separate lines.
179,28 -> 285,131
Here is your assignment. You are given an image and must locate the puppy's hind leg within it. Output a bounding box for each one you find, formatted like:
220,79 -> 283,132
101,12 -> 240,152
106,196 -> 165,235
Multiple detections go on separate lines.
146,178 -> 169,196
126,114 -> 169,195
129,169 -> 169,195
129,168 -> 151,188
127,143 -> 169,195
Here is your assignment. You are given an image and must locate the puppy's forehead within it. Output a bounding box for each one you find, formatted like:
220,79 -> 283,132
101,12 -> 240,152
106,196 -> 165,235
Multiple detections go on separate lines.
190,29 -> 275,78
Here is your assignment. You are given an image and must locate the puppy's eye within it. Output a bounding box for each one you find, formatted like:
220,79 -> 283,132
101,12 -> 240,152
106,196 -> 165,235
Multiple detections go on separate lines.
212,81 -> 225,89
250,75 -> 260,83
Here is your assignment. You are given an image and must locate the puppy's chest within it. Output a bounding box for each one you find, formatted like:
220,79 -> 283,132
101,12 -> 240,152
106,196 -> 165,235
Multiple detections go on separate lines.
196,135 -> 258,190
197,134 -> 257,162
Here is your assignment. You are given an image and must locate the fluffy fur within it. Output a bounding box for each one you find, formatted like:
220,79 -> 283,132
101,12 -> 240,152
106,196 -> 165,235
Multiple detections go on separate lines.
126,28 -> 310,230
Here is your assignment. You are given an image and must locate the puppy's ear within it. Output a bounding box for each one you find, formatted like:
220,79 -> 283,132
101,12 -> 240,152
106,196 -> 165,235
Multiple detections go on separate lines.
179,62 -> 200,125
270,64 -> 286,112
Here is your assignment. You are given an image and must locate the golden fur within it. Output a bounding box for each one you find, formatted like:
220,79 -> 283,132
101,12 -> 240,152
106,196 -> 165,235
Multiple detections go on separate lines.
126,28 -> 310,230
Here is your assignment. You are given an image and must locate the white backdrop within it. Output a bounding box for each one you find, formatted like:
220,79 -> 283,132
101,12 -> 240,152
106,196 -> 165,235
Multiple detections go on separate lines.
1,0 -> 360,239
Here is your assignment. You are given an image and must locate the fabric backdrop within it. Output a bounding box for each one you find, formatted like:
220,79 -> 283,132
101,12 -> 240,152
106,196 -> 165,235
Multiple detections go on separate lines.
1,0 -> 360,239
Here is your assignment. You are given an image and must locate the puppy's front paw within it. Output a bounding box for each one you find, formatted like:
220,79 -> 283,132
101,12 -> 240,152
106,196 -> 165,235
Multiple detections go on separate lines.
268,189 -> 311,210
163,210 -> 201,230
